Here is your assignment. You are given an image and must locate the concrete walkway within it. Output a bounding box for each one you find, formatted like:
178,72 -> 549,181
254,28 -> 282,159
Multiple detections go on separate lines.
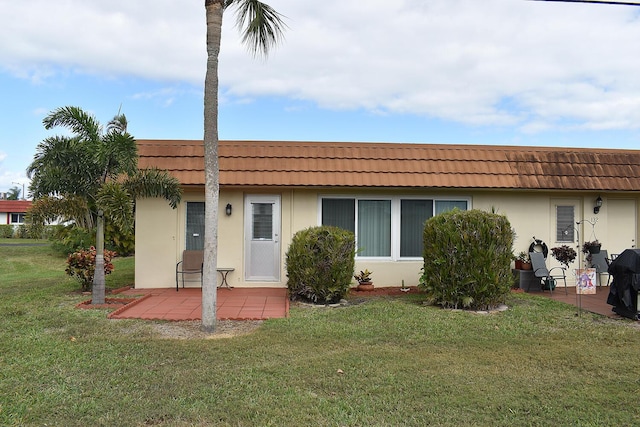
108,287 -> 288,321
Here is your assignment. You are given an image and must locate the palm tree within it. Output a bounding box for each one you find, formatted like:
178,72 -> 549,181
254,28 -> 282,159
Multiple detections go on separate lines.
27,106 -> 182,304
530,1 -> 640,6
202,0 -> 286,332
6,186 -> 21,200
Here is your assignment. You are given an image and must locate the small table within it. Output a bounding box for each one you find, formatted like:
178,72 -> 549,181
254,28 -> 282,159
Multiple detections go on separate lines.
217,268 -> 234,289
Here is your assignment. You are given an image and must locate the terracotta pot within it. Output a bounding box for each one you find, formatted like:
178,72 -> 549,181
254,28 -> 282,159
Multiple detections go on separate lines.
520,262 -> 532,271
357,282 -> 374,291
515,260 -> 523,270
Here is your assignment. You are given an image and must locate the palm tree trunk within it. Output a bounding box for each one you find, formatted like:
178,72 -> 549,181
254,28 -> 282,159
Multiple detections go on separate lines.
202,0 -> 224,332
92,210 -> 105,304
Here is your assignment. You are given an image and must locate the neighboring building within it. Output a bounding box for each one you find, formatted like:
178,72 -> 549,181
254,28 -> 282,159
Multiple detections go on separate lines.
134,139 -> 640,289
0,200 -> 32,225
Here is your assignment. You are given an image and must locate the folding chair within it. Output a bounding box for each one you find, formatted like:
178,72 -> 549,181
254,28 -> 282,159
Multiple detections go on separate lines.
589,249 -> 611,287
176,250 -> 204,291
530,252 -> 568,295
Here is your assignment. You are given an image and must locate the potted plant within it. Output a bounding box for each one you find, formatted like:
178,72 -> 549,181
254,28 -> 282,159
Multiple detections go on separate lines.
551,245 -> 577,269
354,269 -> 374,291
582,240 -> 601,255
514,251 -> 531,270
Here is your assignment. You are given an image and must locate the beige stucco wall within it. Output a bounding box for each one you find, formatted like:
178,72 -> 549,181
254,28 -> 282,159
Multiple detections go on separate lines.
135,188 -> 640,289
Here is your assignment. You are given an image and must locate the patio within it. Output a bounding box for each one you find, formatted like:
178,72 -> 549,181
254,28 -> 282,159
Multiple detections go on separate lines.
533,286 -> 619,318
103,283 -> 629,322
108,287 -> 288,321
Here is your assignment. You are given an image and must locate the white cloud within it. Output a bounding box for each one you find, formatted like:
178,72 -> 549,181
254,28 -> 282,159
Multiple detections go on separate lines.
1,0 -> 640,133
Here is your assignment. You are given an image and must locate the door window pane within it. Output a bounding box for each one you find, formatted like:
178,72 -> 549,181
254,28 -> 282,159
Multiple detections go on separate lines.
322,198 -> 355,232
556,205 -> 575,242
358,200 -> 391,257
253,203 -> 273,240
186,202 -> 205,250
401,200 -> 433,257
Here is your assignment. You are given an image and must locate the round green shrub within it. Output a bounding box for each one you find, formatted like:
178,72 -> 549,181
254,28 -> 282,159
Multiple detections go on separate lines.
419,209 -> 514,310
286,226 -> 355,304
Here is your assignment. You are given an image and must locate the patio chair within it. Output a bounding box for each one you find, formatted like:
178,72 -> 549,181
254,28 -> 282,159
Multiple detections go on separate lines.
530,251 -> 568,295
589,249 -> 611,287
176,250 -> 204,291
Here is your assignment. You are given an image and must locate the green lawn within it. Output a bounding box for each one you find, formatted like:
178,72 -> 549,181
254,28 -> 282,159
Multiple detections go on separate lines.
1,242 -> 640,426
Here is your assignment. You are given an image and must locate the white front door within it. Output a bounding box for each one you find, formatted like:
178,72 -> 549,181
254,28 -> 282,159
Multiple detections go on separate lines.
244,195 -> 281,281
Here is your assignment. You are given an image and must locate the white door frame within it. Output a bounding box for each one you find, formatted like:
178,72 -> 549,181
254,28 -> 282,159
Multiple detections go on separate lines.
244,194 -> 281,281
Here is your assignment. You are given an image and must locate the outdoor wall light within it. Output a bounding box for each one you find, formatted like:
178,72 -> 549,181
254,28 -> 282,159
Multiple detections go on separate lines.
225,203 -> 232,216
593,196 -> 603,214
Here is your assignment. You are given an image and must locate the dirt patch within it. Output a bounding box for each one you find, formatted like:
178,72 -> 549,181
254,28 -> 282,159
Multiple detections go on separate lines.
148,320 -> 264,339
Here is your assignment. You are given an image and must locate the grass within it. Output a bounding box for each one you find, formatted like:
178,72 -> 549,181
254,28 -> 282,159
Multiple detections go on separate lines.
2,242 -> 640,426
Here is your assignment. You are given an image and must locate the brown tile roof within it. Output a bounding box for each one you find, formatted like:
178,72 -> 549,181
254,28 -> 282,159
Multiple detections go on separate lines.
0,200 -> 32,213
136,139 -> 640,191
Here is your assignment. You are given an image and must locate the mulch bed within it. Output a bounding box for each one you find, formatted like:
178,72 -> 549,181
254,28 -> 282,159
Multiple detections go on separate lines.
76,297 -> 139,310
75,286 -> 140,310
348,286 -> 420,297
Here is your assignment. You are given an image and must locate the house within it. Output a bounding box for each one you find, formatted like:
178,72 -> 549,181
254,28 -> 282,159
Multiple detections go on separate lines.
134,139 -> 640,289
0,200 -> 32,226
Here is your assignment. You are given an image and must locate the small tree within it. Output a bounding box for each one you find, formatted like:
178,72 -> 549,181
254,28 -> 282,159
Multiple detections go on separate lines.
419,209 -> 514,310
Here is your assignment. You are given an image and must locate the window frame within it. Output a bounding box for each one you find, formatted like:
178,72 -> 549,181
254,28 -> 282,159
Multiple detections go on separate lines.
555,204 -> 576,243
319,195 -> 471,261
10,213 -> 25,224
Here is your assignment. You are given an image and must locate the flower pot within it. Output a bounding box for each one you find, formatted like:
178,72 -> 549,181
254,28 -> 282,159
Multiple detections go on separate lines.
520,262 -> 532,271
357,282 -> 374,291
587,244 -> 601,255
515,260 -> 523,270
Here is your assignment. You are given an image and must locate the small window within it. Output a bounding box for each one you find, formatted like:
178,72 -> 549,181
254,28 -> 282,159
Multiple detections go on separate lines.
556,205 -> 575,242
10,213 -> 25,224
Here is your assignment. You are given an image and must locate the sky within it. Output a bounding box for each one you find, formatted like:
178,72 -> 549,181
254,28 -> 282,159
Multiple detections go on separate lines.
1,0 -> 640,196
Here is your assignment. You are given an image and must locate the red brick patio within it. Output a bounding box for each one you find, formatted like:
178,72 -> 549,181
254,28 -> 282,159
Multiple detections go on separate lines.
532,286 -> 619,318
108,287 -> 288,321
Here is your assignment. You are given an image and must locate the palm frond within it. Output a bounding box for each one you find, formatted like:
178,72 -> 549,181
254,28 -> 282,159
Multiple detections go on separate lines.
26,195 -> 93,231
42,106 -> 101,143
97,182 -> 135,233
99,132 -> 139,180
230,0 -> 287,58
125,168 -> 182,209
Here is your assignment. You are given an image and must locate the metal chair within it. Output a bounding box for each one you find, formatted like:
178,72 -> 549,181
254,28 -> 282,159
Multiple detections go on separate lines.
530,252 -> 568,295
589,249 -> 611,287
175,250 -> 204,291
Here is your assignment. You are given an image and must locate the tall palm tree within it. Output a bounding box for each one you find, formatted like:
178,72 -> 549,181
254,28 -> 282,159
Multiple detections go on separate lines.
27,106 -> 182,304
202,0 -> 286,332
530,1 -> 640,5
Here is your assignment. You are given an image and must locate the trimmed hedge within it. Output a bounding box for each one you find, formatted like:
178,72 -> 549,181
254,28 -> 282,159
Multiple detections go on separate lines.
419,209 -> 514,310
0,224 -> 14,238
286,226 -> 356,304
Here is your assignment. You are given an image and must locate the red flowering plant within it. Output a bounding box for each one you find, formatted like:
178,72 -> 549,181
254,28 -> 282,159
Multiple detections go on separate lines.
65,246 -> 116,292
